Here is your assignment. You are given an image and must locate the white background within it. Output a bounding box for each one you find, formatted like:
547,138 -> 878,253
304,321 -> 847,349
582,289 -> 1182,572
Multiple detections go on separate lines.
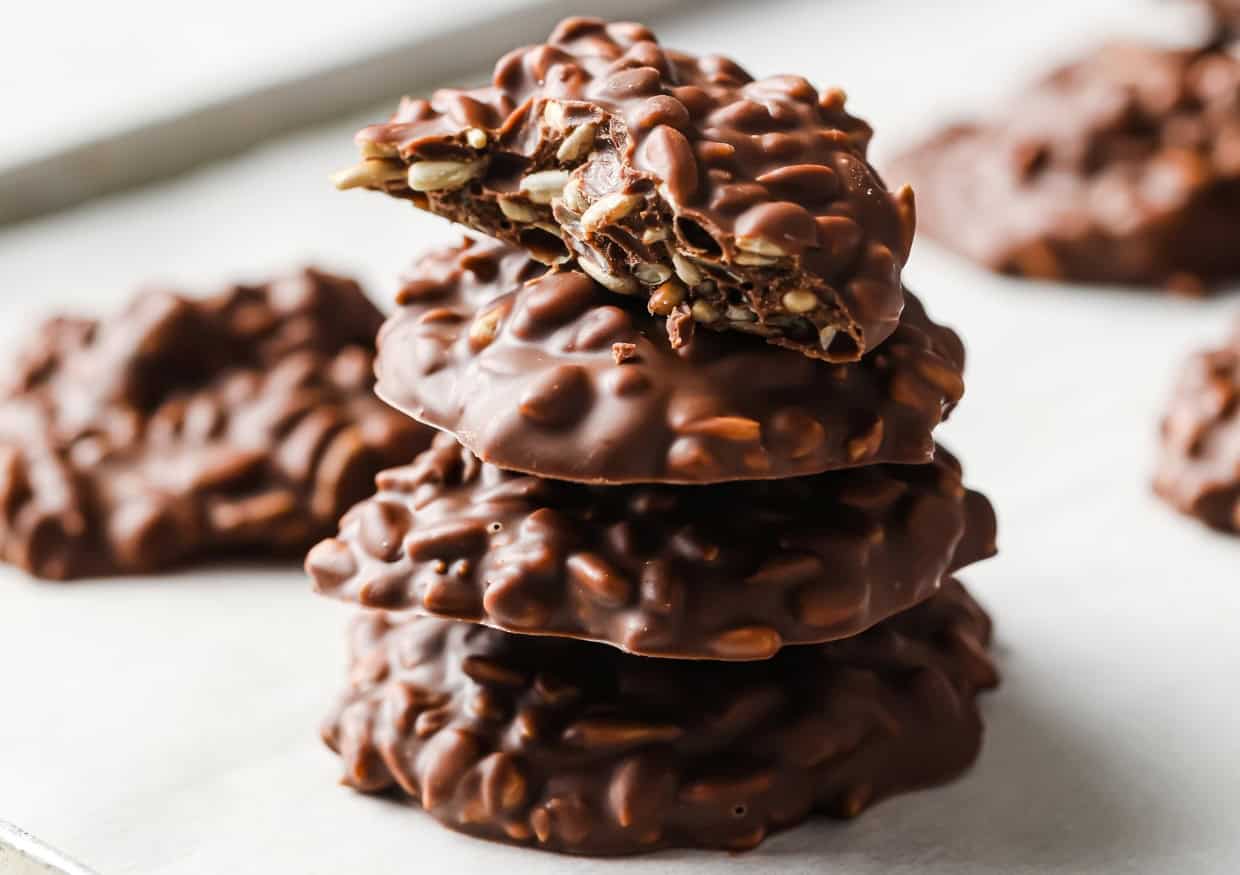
1,1 -> 1238,873
0,1 -> 507,168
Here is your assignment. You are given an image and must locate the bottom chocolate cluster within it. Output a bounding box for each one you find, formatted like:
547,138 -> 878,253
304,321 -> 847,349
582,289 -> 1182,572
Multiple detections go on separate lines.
323,579 -> 996,856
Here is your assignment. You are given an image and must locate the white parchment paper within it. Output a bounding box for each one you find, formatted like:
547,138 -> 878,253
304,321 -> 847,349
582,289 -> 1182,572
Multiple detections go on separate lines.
1,1 -> 1236,872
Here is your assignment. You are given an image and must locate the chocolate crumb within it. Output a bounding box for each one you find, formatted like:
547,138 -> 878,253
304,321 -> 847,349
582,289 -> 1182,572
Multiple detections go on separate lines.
666,304 -> 694,351
611,342 -> 637,364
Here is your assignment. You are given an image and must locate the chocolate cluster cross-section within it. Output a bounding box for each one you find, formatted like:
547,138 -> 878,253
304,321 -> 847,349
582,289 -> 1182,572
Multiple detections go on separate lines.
323,580 -> 997,856
309,434 -> 996,659
377,239 -> 964,484
892,41 -> 1240,290
0,271 -> 433,579
1155,323 -> 1240,533
334,17 -> 914,362
319,15 -> 999,857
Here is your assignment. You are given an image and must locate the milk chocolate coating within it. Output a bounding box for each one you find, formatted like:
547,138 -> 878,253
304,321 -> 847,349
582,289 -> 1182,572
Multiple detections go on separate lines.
891,42 -> 1240,290
308,433 -> 996,659
1154,323 -> 1240,532
338,16 -> 914,362
0,271 -> 433,579
323,579 -> 997,856
376,240 -> 964,485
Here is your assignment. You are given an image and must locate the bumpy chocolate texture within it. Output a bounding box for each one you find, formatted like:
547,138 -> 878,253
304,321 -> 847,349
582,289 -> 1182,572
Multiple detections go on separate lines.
891,42 -> 1240,290
0,271 -> 433,579
323,580 -> 997,856
308,433 -> 996,659
1154,325 -> 1240,532
334,16 -> 914,362
376,240 -> 964,485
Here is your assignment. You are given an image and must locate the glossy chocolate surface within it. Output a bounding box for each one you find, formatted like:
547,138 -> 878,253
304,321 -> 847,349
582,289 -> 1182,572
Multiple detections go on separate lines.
339,17 -> 913,361
323,580 -> 996,856
376,240 -> 964,485
308,434 -> 996,659
0,271 -> 432,579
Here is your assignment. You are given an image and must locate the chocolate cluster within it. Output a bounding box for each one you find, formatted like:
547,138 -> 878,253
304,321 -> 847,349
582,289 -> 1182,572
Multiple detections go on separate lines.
317,17 -> 999,856
1155,323 -> 1240,532
0,271 -> 432,579
893,38 -> 1240,291
376,239 -> 964,483
324,580 -> 997,854
310,433 -> 995,658
334,18 -> 914,362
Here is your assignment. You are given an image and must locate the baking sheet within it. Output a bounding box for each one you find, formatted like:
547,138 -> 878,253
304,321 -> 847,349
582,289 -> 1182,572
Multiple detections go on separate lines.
1,1 -> 1238,872
0,0 -> 693,223
0,822 -> 99,875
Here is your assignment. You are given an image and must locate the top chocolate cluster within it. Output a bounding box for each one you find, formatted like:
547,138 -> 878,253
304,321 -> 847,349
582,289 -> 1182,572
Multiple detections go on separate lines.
335,17 -> 914,362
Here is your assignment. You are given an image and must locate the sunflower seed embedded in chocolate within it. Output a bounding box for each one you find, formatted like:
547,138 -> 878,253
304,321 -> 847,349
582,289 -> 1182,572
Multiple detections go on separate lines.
335,17 -> 915,362
376,239 -> 965,485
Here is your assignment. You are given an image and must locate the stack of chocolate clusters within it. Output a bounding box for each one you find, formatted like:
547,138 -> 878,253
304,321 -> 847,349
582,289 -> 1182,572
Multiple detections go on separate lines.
310,18 -> 999,855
